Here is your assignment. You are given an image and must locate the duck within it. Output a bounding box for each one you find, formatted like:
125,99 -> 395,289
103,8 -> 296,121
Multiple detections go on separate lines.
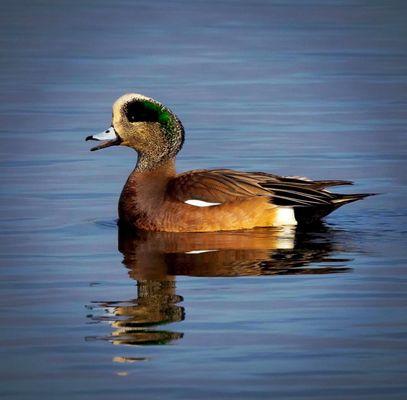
86,93 -> 373,232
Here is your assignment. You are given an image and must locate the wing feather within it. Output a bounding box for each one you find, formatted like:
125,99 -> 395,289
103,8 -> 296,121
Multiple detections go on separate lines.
167,169 -> 348,207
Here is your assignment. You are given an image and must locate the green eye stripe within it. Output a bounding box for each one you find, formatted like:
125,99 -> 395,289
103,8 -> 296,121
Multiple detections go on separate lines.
125,99 -> 172,128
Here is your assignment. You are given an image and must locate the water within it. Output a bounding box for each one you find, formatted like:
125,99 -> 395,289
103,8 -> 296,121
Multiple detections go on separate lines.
1,0 -> 406,398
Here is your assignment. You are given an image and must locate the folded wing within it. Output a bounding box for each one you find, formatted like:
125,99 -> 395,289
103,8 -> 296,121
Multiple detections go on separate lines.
166,168 -> 356,208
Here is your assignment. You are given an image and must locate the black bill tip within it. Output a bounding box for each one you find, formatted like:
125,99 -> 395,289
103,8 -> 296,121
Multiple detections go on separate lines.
88,137 -> 122,152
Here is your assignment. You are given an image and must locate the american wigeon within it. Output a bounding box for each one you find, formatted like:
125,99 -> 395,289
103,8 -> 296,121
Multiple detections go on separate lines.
86,93 -> 373,232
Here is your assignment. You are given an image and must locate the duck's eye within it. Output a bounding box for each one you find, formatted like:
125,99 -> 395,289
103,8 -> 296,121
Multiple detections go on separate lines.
124,100 -> 159,123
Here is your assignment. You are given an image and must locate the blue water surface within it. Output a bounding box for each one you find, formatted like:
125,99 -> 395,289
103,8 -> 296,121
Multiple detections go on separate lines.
0,1 -> 406,399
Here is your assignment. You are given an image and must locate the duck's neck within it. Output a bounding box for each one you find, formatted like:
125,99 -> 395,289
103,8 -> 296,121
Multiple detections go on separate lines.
128,158 -> 176,189
135,153 -> 173,173
119,158 -> 176,225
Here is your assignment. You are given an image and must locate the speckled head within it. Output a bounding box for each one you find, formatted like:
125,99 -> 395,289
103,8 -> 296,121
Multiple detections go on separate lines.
86,93 -> 185,171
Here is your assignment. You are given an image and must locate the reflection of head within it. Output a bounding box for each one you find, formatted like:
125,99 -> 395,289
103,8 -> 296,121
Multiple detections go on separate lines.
87,280 -> 184,346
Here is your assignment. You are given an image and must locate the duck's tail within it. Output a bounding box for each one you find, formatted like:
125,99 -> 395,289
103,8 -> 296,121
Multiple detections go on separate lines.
331,192 -> 377,206
294,192 -> 377,225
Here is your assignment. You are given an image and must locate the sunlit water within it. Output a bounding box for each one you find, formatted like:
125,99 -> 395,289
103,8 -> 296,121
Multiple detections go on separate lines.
1,1 -> 406,399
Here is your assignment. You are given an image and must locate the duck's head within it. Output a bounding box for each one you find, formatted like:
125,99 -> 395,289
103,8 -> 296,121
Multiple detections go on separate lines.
86,93 -> 184,170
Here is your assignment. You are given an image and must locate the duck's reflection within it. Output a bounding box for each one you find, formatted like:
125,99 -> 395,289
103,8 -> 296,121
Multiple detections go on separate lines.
88,279 -> 184,346
87,224 -> 351,347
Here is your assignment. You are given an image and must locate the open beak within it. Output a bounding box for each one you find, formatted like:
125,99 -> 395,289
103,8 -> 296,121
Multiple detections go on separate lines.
85,126 -> 122,151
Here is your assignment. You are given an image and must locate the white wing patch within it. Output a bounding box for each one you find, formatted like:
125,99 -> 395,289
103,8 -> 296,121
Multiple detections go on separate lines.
185,199 -> 221,207
275,207 -> 297,226
285,175 -> 311,182
185,250 -> 218,254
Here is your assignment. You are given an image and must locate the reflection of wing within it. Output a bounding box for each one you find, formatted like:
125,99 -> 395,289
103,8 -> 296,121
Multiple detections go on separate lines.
119,225 -> 352,280
167,168 -> 356,207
